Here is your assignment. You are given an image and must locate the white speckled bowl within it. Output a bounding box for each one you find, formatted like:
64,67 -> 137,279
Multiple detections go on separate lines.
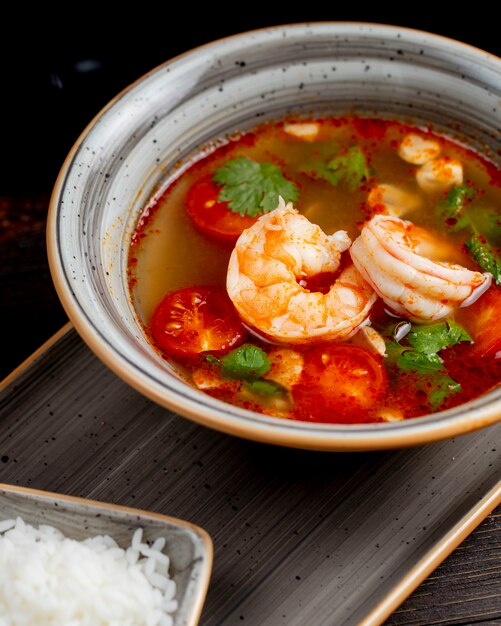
48,23 -> 501,451
0,483 -> 212,626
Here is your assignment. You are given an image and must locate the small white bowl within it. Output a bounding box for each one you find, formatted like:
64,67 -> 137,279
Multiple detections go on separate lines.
0,483 -> 212,626
47,23 -> 501,451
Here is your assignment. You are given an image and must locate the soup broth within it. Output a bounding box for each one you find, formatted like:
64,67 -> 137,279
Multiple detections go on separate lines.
128,117 -> 501,424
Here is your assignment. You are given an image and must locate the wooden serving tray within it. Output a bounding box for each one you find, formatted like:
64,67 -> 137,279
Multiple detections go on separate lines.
1,325 -> 500,625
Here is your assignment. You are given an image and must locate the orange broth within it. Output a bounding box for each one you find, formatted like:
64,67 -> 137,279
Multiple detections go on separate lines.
128,117 -> 501,424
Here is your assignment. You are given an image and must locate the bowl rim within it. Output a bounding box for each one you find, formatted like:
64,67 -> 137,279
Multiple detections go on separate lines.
0,482 -> 213,626
47,21 -> 501,451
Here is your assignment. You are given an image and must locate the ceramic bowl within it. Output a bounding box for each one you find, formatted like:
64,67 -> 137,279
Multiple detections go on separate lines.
47,23 -> 501,451
0,483 -> 212,625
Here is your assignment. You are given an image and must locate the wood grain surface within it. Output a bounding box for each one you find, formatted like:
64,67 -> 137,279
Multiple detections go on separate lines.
2,13 -> 501,624
387,508 -> 501,625
1,194 -> 501,624
1,324 -> 500,625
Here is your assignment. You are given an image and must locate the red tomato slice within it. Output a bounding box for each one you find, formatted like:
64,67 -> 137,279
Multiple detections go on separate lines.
293,344 -> 387,423
185,175 -> 257,243
150,286 -> 246,358
466,286 -> 501,359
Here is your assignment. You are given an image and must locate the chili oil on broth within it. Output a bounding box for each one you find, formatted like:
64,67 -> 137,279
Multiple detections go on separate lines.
128,116 -> 501,424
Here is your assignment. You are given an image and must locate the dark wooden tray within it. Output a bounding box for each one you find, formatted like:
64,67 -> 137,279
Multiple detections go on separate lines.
1,325 -> 500,625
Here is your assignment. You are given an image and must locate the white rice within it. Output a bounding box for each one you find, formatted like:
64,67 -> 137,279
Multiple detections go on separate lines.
0,517 -> 178,626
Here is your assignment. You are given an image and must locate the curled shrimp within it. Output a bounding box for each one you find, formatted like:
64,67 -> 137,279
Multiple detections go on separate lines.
367,183 -> 421,218
227,201 -> 376,343
416,157 -> 463,193
350,214 -> 491,321
398,133 -> 441,165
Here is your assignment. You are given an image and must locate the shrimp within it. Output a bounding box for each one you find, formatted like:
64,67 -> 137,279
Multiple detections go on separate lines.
226,200 -> 376,343
367,183 -> 421,218
284,122 -> 320,141
416,157 -> 463,193
350,214 -> 492,321
398,133 -> 441,165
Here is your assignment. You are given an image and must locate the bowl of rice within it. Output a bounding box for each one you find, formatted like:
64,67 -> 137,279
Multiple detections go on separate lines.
0,483 -> 212,626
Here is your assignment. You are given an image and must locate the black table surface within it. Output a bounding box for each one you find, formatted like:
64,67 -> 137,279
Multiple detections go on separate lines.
1,12 -> 500,624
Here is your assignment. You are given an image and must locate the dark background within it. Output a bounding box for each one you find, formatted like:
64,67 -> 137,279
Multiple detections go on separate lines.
2,12 -> 500,376
1,15 -> 500,625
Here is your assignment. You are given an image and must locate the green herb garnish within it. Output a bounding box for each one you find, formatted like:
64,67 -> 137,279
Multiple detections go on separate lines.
205,344 -> 271,380
395,349 -> 444,374
204,355 -> 221,365
315,145 -> 370,190
405,320 -> 472,355
428,376 -> 462,409
204,344 -> 288,397
385,320 -> 471,409
437,184 -> 476,231
465,235 -> 501,286
244,379 -> 282,395
435,184 -> 501,284
212,157 -> 298,217
220,343 -> 271,379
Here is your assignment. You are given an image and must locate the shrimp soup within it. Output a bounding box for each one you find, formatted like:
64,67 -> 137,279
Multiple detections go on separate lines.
128,117 -> 501,424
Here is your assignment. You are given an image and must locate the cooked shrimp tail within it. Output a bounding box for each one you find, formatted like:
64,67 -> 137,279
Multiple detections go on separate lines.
350,214 -> 491,321
227,200 -> 376,343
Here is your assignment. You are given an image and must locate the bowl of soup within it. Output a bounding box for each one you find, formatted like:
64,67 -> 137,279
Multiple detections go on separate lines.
47,23 -> 501,450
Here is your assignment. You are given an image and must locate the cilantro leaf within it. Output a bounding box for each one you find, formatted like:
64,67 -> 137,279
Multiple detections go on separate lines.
406,321 -> 472,355
434,185 -> 501,279
437,184 -> 475,231
385,340 -> 458,407
245,379 -> 282,395
384,320 -> 471,408
465,234 -> 501,286
213,157 -> 298,217
219,343 -> 271,380
204,345 -> 286,397
396,350 -> 444,374
446,320 -> 473,345
316,145 -> 370,191
428,375 -> 462,410
204,354 -> 221,365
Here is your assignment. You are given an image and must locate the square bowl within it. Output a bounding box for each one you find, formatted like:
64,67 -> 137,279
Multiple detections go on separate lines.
0,483 -> 212,626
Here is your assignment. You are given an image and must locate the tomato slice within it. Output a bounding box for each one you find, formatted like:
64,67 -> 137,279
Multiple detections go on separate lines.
185,175 -> 257,244
465,286 -> 501,359
293,344 -> 387,423
150,286 -> 247,358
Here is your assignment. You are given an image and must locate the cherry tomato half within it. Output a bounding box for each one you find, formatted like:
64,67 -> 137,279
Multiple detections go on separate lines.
466,286 -> 501,359
150,286 -> 247,358
293,344 -> 387,423
185,175 -> 257,243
